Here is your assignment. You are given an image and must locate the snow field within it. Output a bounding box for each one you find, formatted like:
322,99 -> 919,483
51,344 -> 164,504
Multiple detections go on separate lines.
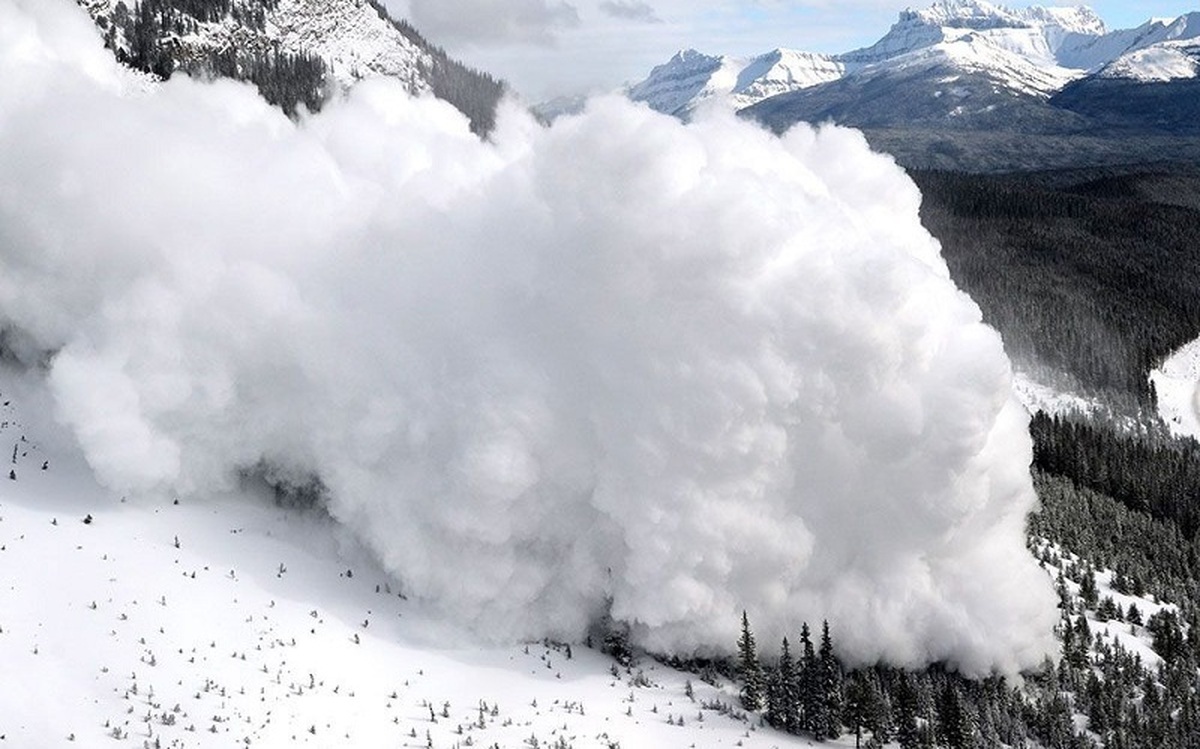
0,369 -> 851,749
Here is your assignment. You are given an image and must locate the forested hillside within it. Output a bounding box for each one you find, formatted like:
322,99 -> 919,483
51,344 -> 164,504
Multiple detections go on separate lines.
726,467 -> 1200,749
915,167 -> 1200,408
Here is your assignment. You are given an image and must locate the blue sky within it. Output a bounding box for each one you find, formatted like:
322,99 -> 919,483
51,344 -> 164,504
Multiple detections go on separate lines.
381,1 -> 1195,101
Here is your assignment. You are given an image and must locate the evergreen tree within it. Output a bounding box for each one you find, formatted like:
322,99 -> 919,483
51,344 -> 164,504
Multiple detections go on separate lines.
766,638 -> 799,733
1079,568 -> 1099,609
799,622 -> 819,733
843,674 -> 871,748
737,611 -> 764,712
895,673 -> 921,749
936,683 -> 973,749
814,620 -> 843,740
863,675 -> 892,745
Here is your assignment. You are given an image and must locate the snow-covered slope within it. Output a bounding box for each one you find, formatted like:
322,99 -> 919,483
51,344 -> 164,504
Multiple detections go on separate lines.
732,49 -> 846,108
1099,41 -> 1200,82
78,0 -> 434,92
625,49 -> 742,116
1093,13 -> 1200,82
1150,337 -> 1200,439
1011,372 -> 1104,418
840,0 -> 1104,70
0,364 -> 840,749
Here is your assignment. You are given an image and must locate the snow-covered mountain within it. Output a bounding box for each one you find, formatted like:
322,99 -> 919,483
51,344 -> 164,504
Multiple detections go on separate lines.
76,0 -> 505,132
1093,13 -> 1200,82
626,48 -> 843,117
79,0 -> 429,89
629,1 -> 1200,122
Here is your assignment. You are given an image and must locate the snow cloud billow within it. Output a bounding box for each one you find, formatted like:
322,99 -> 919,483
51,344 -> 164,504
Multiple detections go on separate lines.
1,0 -> 1057,675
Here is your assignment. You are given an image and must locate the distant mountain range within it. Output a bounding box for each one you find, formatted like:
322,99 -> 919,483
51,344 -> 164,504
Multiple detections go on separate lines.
626,0 -> 1200,171
75,0 -> 505,133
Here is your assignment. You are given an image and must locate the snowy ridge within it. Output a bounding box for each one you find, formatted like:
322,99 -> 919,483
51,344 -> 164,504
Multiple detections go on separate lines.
267,0 -> 430,89
625,49 -> 738,116
1100,41 -> 1200,82
731,49 -> 846,109
1096,13 -> 1200,81
626,48 -> 842,115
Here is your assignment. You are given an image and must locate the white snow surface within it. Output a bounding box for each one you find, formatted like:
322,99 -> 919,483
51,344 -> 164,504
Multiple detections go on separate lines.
1100,39 -> 1200,81
1150,337 -> 1200,439
1034,540 -> 1174,672
0,366 -> 845,749
1011,372 -> 1102,417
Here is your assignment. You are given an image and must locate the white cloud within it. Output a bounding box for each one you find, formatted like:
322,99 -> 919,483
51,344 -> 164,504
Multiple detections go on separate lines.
0,0 -> 1058,675
399,0 -> 582,45
598,0 -> 662,23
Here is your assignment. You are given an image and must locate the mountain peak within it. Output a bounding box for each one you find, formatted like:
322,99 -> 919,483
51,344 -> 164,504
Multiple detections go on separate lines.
668,48 -> 721,65
901,0 -> 1105,35
904,0 -> 1022,28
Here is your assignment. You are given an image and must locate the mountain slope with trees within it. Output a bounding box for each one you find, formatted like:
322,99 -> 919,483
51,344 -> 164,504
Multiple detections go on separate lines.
76,0 -> 505,132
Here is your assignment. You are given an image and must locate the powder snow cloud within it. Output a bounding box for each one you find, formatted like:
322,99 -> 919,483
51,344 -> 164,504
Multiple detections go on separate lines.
0,0 -> 1057,676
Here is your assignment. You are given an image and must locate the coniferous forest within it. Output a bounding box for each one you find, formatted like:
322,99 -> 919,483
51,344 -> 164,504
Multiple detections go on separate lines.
915,167 -> 1200,407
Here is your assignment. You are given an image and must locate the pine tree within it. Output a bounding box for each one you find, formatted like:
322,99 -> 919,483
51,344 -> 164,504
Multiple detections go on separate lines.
895,673 -> 920,749
863,674 -> 892,744
815,620 -> 843,740
737,611 -> 764,712
936,683 -> 973,749
1079,567 -> 1099,609
843,674 -> 870,748
799,622 -> 818,734
766,638 -> 799,732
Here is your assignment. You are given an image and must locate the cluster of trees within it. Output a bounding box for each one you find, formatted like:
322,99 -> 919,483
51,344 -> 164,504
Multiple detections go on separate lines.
737,616 -> 845,740
204,47 -> 327,115
1030,471 -> 1200,617
1030,411 -> 1200,537
1028,471 -> 1200,748
733,616 -> 1045,748
914,167 -> 1200,407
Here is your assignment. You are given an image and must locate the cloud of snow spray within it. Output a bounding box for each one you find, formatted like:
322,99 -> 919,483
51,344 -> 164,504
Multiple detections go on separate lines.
0,0 -> 1057,675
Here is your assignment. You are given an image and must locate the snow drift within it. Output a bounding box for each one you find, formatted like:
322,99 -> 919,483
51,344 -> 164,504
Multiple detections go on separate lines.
0,0 -> 1057,675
